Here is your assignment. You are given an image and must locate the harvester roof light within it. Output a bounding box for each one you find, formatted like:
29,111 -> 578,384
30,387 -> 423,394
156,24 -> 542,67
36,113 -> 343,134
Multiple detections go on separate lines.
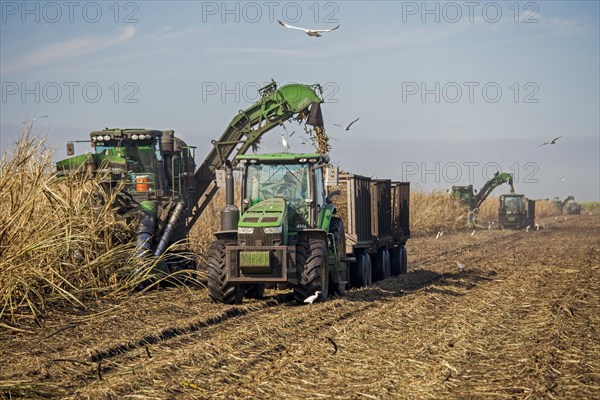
91,136 -> 97,142
299,158 -> 307,162
138,134 -> 146,140
103,135 -> 111,141
131,134 -> 139,140
249,159 -> 258,164
239,159 -> 247,164
308,158 -> 317,163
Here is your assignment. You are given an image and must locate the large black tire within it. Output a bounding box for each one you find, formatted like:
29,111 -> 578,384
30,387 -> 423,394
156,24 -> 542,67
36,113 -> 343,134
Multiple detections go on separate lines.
400,245 -> 408,275
390,247 -> 402,276
207,240 -> 243,304
329,217 -> 348,294
294,238 -> 329,304
350,252 -> 372,288
372,248 -> 391,281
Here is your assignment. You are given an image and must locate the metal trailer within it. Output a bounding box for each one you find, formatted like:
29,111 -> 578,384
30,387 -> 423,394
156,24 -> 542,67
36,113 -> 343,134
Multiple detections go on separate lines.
332,174 -> 410,288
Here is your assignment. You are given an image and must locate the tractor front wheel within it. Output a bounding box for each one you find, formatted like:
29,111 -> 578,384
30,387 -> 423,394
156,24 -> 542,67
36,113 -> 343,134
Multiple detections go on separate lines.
207,240 -> 243,304
294,238 -> 329,304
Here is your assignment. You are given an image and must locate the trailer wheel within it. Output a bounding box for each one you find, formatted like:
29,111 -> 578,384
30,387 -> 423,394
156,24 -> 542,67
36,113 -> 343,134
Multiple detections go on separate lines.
373,248 -> 391,281
294,239 -> 329,304
350,252 -> 372,288
207,240 -> 243,304
400,245 -> 408,275
390,247 -> 401,276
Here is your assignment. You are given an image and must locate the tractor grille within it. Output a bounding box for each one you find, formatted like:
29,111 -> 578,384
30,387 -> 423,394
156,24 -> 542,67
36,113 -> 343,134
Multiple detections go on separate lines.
238,229 -> 282,247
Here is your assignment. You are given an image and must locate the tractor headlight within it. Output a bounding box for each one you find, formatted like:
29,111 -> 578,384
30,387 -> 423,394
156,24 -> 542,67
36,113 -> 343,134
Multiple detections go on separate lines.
263,226 -> 282,234
238,227 -> 254,234
138,134 -> 146,140
103,135 -> 111,141
131,134 -> 139,140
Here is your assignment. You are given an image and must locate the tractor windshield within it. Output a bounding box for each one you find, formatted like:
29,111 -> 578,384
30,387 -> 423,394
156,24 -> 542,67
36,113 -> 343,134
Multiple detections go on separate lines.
245,163 -> 310,203
245,163 -> 311,229
504,196 -> 522,212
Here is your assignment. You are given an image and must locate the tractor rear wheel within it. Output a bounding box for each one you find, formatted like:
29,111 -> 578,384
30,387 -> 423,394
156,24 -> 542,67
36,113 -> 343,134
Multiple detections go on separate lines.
329,217 -> 348,294
294,238 -> 329,304
207,240 -> 243,304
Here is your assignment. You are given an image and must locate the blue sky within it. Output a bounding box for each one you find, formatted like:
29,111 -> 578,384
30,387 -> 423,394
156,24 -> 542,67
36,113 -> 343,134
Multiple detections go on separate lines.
1,1 -> 599,201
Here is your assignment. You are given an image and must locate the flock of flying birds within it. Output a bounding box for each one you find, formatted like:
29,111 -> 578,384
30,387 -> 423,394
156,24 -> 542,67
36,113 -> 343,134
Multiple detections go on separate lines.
277,20 -> 569,298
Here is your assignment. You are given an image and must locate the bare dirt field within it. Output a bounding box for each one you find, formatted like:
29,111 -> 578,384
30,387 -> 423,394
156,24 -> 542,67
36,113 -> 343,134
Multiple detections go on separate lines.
1,215 -> 599,399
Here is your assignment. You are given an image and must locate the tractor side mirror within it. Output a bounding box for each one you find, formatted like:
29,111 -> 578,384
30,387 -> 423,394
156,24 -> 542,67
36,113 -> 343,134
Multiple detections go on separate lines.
66,142 -> 75,156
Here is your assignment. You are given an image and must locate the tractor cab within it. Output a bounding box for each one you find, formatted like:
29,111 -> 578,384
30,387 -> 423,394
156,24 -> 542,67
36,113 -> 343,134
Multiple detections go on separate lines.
236,153 -> 329,242
501,194 -> 524,213
498,194 -> 535,229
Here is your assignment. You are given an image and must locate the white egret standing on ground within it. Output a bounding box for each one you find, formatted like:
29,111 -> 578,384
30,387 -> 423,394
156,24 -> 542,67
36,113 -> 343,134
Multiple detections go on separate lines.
304,291 -> 322,304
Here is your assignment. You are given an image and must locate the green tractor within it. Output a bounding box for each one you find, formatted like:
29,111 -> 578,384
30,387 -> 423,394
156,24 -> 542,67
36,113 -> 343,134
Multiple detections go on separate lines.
498,194 -> 535,229
208,153 -> 347,304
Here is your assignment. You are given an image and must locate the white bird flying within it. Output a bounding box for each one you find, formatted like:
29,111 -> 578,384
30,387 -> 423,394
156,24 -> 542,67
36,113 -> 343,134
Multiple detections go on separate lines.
334,117 -> 360,131
560,175 -> 566,181
435,232 -> 440,239
471,230 -> 476,236
525,225 -> 531,232
281,132 -> 290,152
487,222 -> 492,230
539,136 -> 562,147
304,291 -> 322,304
278,20 -> 340,37
535,223 -> 540,231
456,262 -> 465,272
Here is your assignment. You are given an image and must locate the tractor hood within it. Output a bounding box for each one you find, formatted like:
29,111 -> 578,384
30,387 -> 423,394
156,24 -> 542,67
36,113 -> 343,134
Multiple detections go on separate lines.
239,198 -> 287,227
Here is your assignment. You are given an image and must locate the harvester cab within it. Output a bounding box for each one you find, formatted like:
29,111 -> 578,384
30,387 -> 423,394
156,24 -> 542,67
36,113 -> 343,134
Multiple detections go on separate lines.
209,153 -> 344,305
450,185 -> 475,206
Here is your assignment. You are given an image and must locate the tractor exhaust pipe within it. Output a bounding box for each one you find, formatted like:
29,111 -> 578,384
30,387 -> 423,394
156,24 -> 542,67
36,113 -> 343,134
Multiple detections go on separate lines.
221,162 -> 239,231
